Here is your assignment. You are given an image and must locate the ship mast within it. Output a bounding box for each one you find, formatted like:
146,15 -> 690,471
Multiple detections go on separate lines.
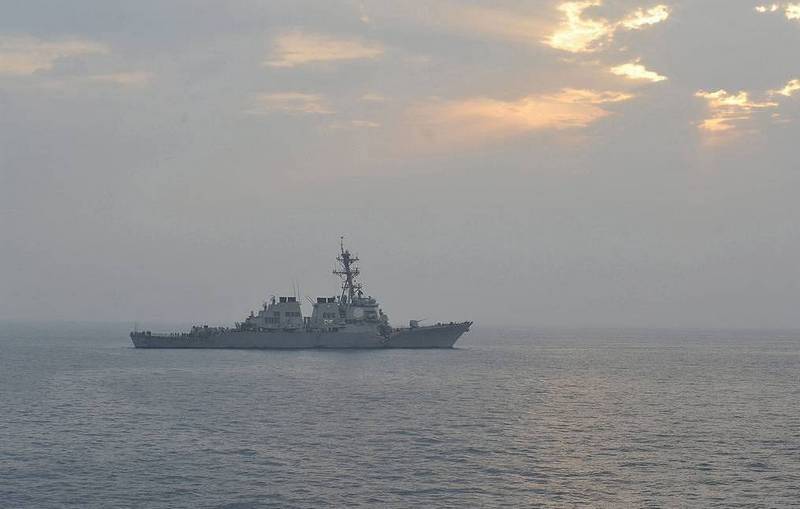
333,237 -> 362,303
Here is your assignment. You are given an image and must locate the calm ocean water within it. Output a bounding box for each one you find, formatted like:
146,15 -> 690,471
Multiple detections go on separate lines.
1,322 -> 799,508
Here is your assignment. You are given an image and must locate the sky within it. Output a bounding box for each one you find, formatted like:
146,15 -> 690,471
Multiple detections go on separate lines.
1,0 -> 800,329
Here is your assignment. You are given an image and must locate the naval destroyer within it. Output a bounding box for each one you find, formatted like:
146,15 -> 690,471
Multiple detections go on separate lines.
131,240 -> 471,349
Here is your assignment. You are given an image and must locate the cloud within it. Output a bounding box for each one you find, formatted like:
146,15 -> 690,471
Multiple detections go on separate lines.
554,88 -> 634,104
246,92 -> 333,115
770,78 -> 800,97
547,1 -> 611,52
378,2 -> 666,56
361,92 -> 387,103
610,60 -> 667,82
444,4 -> 554,46
329,119 -> 381,129
84,71 -> 152,86
264,32 -> 383,68
755,3 -> 800,20
411,88 -> 633,149
351,119 -> 380,128
36,71 -> 153,91
0,35 -> 108,75
695,90 -> 777,132
756,4 -> 781,13
620,5 -> 671,29
0,35 -> 148,92
546,1 -> 670,53
696,77 -> 800,134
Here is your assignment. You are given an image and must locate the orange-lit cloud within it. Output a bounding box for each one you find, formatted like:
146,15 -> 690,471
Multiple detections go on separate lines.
412,88 -> 633,148
246,92 -> 333,115
610,60 -> 667,82
755,3 -> 800,20
0,36 -> 108,75
695,90 -> 777,132
546,1 -> 670,53
264,32 -> 383,68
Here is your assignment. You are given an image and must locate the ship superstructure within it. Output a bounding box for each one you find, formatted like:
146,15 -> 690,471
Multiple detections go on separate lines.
131,240 -> 471,349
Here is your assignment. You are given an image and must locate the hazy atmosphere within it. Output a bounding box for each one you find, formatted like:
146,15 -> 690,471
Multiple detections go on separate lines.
2,0 -> 799,328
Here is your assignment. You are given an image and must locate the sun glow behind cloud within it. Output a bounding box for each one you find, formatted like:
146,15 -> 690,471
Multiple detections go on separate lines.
546,1 -> 670,53
264,32 -> 383,68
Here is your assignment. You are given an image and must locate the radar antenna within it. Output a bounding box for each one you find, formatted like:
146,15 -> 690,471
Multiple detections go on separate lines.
333,236 -> 363,303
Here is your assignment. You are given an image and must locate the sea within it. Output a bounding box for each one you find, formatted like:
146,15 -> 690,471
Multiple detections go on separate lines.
1,322 -> 799,508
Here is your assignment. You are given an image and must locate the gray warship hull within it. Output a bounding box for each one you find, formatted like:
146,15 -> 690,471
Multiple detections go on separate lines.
131,322 -> 471,349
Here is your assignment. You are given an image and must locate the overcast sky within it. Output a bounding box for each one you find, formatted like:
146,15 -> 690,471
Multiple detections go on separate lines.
2,1 -> 799,328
